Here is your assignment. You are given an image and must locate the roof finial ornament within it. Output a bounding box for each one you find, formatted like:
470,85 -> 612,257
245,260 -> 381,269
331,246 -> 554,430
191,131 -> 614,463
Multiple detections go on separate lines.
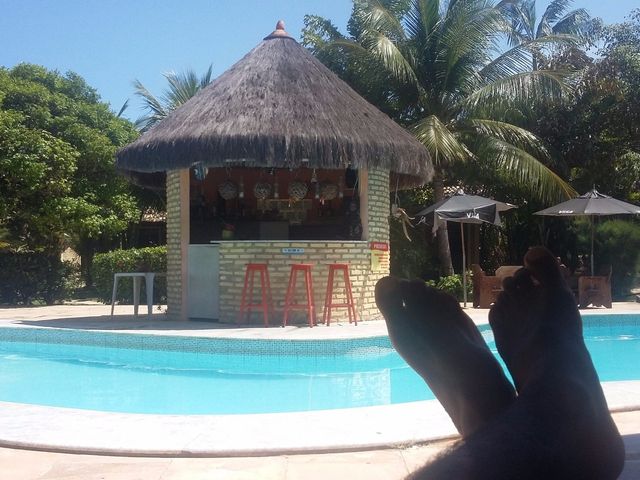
264,19 -> 291,40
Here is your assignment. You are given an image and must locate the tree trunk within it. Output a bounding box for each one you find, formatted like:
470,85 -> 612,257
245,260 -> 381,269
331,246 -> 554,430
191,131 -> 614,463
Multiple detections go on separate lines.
77,238 -> 95,287
433,171 -> 454,276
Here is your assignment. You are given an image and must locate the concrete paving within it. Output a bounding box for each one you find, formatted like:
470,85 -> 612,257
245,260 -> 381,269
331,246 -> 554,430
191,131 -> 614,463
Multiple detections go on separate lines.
0,302 -> 639,478
1,409 -> 639,480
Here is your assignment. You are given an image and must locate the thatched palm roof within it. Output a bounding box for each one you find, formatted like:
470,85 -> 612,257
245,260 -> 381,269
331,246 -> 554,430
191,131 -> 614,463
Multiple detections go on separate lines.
116,22 -> 433,186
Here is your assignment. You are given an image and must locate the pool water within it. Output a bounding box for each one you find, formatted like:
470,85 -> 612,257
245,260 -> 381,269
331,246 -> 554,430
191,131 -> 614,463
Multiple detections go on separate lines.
0,315 -> 638,414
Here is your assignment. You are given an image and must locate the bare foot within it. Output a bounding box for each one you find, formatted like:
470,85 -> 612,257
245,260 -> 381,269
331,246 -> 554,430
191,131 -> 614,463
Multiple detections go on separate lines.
484,247 -> 625,479
375,277 -> 515,437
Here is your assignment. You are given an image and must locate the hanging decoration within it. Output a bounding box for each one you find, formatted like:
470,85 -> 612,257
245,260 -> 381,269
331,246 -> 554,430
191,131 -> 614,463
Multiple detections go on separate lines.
193,163 -> 208,182
391,176 -> 414,241
253,181 -> 272,200
345,165 -> 358,189
320,181 -> 338,203
288,180 -> 308,201
238,176 -> 245,199
218,178 -> 238,200
310,168 -> 318,183
338,176 -> 344,198
273,174 -> 279,199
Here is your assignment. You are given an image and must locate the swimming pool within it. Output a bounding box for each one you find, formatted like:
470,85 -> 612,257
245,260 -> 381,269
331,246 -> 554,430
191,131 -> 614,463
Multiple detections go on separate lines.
0,314 -> 638,415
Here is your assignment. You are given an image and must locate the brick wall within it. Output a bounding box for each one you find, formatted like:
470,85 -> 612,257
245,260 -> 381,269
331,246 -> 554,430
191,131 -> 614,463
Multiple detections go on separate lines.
165,170 -> 183,319
366,168 -> 390,243
218,240 -> 374,324
217,167 -> 391,324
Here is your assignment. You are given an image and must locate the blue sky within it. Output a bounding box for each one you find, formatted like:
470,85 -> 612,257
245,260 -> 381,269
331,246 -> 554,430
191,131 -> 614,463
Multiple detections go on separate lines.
1,0 -> 637,122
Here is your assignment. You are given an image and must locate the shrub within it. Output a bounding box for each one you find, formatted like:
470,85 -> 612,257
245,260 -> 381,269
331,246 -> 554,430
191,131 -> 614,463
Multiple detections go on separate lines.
92,246 -> 166,304
425,273 -> 473,302
0,252 -> 76,305
594,220 -> 640,298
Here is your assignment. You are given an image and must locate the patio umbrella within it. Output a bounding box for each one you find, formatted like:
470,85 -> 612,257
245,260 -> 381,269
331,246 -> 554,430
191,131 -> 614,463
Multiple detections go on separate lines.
535,189 -> 640,275
416,192 -> 516,307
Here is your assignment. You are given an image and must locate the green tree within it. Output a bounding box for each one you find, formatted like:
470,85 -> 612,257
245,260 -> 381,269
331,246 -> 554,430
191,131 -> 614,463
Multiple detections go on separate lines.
304,0 -> 574,275
501,0 -> 594,69
133,65 -> 213,132
0,64 -> 140,287
534,9 -> 640,200
0,111 -> 78,250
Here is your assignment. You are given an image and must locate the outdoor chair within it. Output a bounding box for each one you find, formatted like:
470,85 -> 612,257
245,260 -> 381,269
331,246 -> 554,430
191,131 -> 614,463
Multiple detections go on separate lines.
578,265 -> 612,309
470,265 -> 503,308
470,264 -> 522,308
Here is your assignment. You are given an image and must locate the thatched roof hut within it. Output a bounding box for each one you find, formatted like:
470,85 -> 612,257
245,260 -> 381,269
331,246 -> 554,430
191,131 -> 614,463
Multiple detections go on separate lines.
116,22 -> 432,186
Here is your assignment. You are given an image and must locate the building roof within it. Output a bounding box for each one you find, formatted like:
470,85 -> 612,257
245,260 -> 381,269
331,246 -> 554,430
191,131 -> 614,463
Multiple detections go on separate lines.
116,21 -> 433,186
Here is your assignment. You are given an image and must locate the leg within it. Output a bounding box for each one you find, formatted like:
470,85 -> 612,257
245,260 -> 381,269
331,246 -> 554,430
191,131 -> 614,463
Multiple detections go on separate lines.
375,278 -> 515,437
145,273 -> 154,316
411,247 -> 624,479
133,276 -> 141,316
110,274 -> 119,317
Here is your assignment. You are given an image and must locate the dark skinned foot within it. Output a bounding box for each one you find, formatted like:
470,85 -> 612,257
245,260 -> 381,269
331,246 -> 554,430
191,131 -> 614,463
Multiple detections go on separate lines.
487,247 -> 625,479
375,277 -> 515,437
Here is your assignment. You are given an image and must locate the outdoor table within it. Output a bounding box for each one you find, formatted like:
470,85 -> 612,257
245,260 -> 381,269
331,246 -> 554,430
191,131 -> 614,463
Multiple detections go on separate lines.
110,272 -> 163,317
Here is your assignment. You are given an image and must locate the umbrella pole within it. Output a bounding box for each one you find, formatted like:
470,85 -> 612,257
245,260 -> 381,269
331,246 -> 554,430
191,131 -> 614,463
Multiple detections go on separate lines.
461,223 -> 467,308
590,217 -> 595,275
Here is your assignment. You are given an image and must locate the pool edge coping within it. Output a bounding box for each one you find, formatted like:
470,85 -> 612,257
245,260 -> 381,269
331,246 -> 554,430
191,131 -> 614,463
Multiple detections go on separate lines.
0,382 -> 638,457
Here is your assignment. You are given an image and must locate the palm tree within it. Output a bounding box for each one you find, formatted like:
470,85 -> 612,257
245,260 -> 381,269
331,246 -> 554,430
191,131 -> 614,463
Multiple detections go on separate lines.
501,0 -> 593,70
133,65 -> 214,132
304,0 -> 575,275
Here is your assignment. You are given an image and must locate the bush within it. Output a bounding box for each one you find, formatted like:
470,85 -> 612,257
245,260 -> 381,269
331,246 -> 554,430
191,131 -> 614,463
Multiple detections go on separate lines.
594,220 -> 640,298
426,273 -> 473,302
92,246 -> 167,304
0,252 -> 76,305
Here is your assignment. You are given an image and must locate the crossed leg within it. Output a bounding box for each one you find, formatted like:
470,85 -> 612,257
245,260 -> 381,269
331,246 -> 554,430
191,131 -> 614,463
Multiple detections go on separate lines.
376,247 -> 624,479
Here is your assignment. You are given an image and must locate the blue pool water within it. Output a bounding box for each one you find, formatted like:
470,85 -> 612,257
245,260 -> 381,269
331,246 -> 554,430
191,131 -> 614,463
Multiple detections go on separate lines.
0,314 -> 638,415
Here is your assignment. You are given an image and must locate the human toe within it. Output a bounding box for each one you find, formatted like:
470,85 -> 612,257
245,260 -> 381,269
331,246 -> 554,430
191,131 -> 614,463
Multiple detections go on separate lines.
524,246 -> 566,288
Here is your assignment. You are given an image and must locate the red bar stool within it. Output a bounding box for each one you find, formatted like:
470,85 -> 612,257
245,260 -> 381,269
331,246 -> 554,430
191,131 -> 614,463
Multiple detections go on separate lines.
237,263 -> 273,327
282,264 -> 317,328
323,264 -> 358,326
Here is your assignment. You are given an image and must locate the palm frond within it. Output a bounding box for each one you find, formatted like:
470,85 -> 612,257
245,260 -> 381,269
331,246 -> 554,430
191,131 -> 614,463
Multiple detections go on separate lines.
163,71 -> 199,110
302,15 -> 344,51
338,31 -> 419,86
481,136 -> 575,202
539,0 -> 573,32
479,43 -> 535,80
480,34 -> 580,80
552,9 -> 591,37
132,79 -> 168,131
464,70 -> 569,113
405,0 -> 440,42
132,66 -> 213,132
116,99 -> 129,118
442,1 -> 502,61
413,115 -> 473,166
358,0 -> 408,42
438,1 -> 505,93
199,64 -> 214,88
468,118 -> 551,161
505,0 -> 536,42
